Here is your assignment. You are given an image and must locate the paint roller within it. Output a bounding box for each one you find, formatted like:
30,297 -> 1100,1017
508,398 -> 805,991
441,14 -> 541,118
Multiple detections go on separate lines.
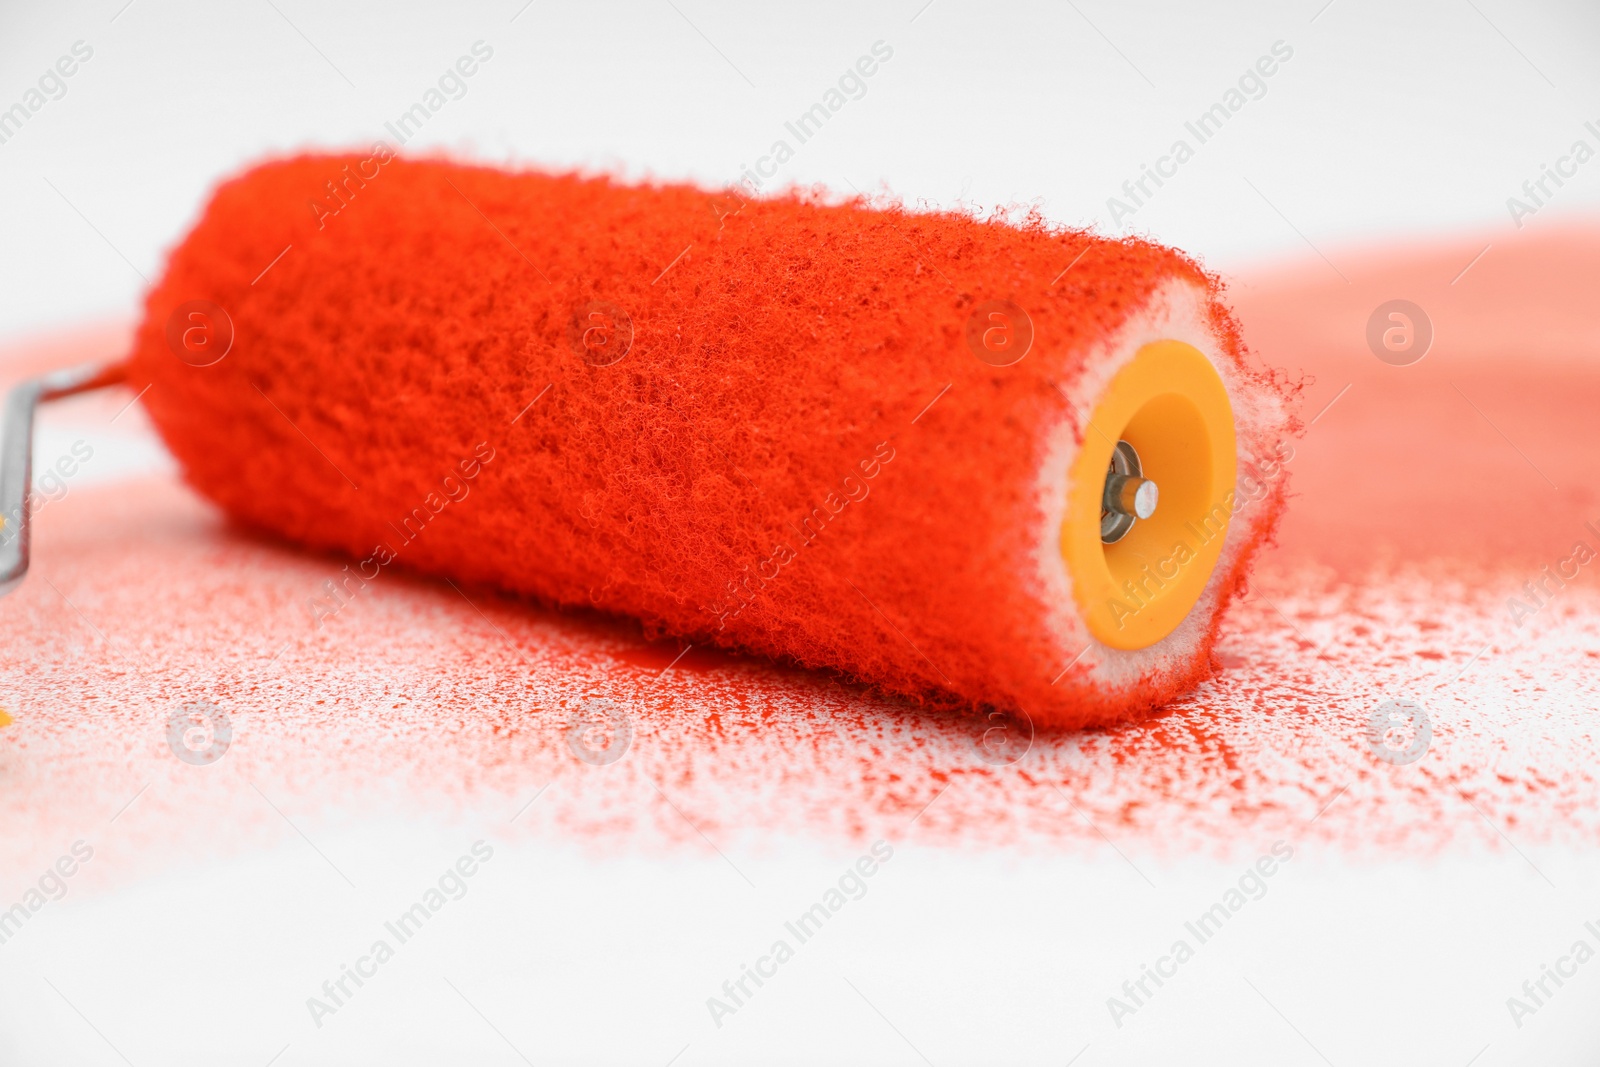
1,154 -> 1296,728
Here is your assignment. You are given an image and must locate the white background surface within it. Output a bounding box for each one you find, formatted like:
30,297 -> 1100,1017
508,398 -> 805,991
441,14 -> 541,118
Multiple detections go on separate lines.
1,0 -> 1599,344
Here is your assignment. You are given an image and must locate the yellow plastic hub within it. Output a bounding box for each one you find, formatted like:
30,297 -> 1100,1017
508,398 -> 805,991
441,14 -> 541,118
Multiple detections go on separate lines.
1061,340 -> 1237,650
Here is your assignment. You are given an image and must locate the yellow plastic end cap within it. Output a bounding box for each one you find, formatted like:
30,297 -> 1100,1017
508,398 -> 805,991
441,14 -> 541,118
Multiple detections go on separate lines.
1061,340 -> 1237,650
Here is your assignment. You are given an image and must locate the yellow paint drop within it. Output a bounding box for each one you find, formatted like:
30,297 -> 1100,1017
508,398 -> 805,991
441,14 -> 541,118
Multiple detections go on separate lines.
0,709 -> 12,727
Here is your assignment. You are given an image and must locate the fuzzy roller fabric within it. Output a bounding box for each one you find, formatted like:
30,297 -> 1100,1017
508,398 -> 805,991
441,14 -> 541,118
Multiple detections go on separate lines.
128,154 -> 1296,727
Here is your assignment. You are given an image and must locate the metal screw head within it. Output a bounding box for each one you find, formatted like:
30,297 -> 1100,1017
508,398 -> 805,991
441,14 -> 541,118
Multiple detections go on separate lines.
1133,478 -> 1158,519
1111,475 -> 1159,520
1101,441 -> 1152,543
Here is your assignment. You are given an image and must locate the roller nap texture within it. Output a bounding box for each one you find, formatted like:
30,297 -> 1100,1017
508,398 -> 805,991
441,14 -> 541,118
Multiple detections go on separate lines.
129,154 -> 1296,728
